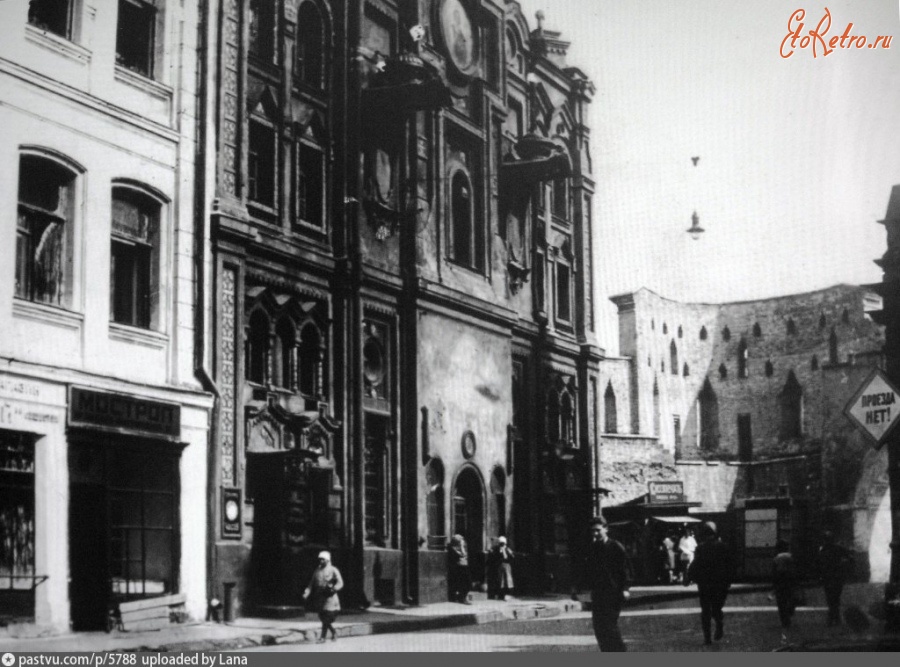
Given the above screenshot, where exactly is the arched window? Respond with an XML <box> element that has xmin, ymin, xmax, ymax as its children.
<box><xmin>787</xmin><ymin>318</ymin><xmax>797</xmax><ymax>335</ymax></box>
<box><xmin>670</xmin><ymin>340</ymin><xmax>678</xmax><ymax>375</ymax></box>
<box><xmin>678</xmin><ymin>325</ymin><xmax>683</xmax><ymax>339</ymax></box>
<box><xmin>248</xmin><ymin>0</ymin><xmax>276</xmax><ymax>62</ymax></box>
<box><xmin>275</xmin><ymin>318</ymin><xmax>296</xmax><ymax>389</ymax></box>
<box><xmin>699</xmin><ymin>378</ymin><xmax>719</xmax><ymax>450</ymax></box>
<box><xmin>765</xmin><ymin>360</ymin><xmax>774</xmax><ymax>377</ymax></box>
<box><xmin>425</xmin><ymin>459</ymin><xmax>445</xmax><ymax>548</ymax></box>
<box><xmin>662</xmin><ymin>322</ymin><xmax>668</xmax><ymax>335</ymax></box>
<box><xmin>604</xmin><ymin>382</ymin><xmax>617</xmax><ymax>434</ymax></box>
<box><xmin>780</xmin><ymin>371</ymin><xmax>803</xmax><ymax>439</ymax></box>
<box><xmin>299</xmin><ymin>323</ymin><xmax>321</xmax><ymax>397</ymax></box>
<box><xmin>451</xmin><ymin>170</ymin><xmax>474</xmax><ymax>268</ymax></box>
<box><xmin>829</xmin><ymin>328</ymin><xmax>839</xmax><ymax>364</ymax></box>
<box><xmin>819</xmin><ymin>314</ymin><xmax>827</xmax><ymax>329</ymax></box>
<box><xmin>547</xmin><ymin>389</ymin><xmax>560</xmax><ymax>443</ymax></box>
<box><xmin>560</xmin><ymin>388</ymin><xmax>575</xmax><ymax>444</ymax></box>
<box><xmin>296</xmin><ymin>2</ymin><xmax>325</xmax><ymax>88</ymax></box>
<box><xmin>722</xmin><ymin>326</ymin><xmax>731</xmax><ymax>342</ymax></box>
<box><xmin>683</xmin><ymin>363</ymin><xmax>690</xmax><ymax>377</ymax></box>
<box><xmin>738</xmin><ymin>338</ymin><xmax>749</xmax><ymax>378</ymax></box>
<box><xmin>700</xmin><ymin>326</ymin><xmax>708</xmax><ymax>341</ymax></box>
<box><xmin>718</xmin><ymin>363</ymin><xmax>728</xmax><ymax>380</ymax></box>
<box><xmin>110</xmin><ymin>185</ymin><xmax>161</xmax><ymax>329</ymax></box>
<box><xmin>652</xmin><ymin>379</ymin><xmax>660</xmax><ymax>436</ymax></box>
<box><xmin>16</xmin><ymin>152</ymin><xmax>78</xmax><ymax>307</ymax></box>
<box><xmin>247</xmin><ymin>310</ymin><xmax>270</xmax><ymax>384</ymax></box>
<box><xmin>753</xmin><ymin>322</ymin><xmax>762</xmax><ymax>337</ymax></box>
<box><xmin>505</xmin><ymin>26</ymin><xmax>525</xmax><ymax>73</ymax></box>
<box><xmin>811</xmin><ymin>355</ymin><xmax>819</xmax><ymax>371</ymax></box>
<box><xmin>842</xmin><ymin>308</ymin><xmax>850</xmax><ymax>324</ymax></box>
<box><xmin>490</xmin><ymin>468</ymin><xmax>506</xmax><ymax>537</ymax></box>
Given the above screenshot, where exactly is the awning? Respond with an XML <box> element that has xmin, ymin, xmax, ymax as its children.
<box><xmin>651</xmin><ymin>515</ymin><xmax>702</xmax><ymax>524</ymax></box>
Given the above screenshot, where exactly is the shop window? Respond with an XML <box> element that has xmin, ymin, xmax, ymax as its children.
<box><xmin>425</xmin><ymin>459</ymin><xmax>445</xmax><ymax>549</ymax></box>
<box><xmin>829</xmin><ymin>328</ymin><xmax>839</xmax><ymax>364</ymax></box>
<box><xmin>248</xmin><ymin>120</ymin><xmax>276</xmax><ymax>209</ymax></box>
<box><xmin>110</xmin><ymin>186</ymin><xmax>160</xmax><ymax>329</ymax></box>
<box><xmin>555</xmin><ymin>262</ymin><xmax>571</xmax><ymax>323</ymax></box>
<box><xmin>604</xmin><ymin>382</ymin><xmax>617</xmax><ymax>434</ymax></box>
<box><xmin>364</xmin><ymin>414</ymin><xmax>390</xmax><ymax>546</ymax></box>
<box><xmin>698</xmin><ymin>379</ymin><xmax>719</xmax><ymax>450</ymax></box>
<box><xmin>274</xmin><ymin>318</ymin><xmax>295</xmax><ymax>390</ymax></box>
<box><xmin>295</xmin><ymin>1</ymin><xmax>324</xmax><ymax>88</ymax></box>
<box><xmin>116</xmin><ymin>0</ymin><xmax>157</xmax><ymax>78</ymax></box>
<box><xmin>299</xmin><ymin>323</ymin><xmax>321</xmax><ymax>398</ymax></box>
<box><xmin>28</xmin><ymin>0</ymin><xmax>72</xmax><ymax>38</ymax></box>
<box><xmin>246</xmin><ymin>310</ymin><xmax>270</xmax><ymax>384</ymax></box>
<box><xmin>297</xmin><ymin>140</ymin><xmax>324</xmax><ymax>227</ymax></box>
<box><xmin>779</xmin><ymin>371</ymin><xmax>803</xmax><ymax>439</ymax></box>
<box><xmin>0</xmin><ymin>432</ymin><xmax>36</xmax><ymax>609</ymax></box>
<box><xmin>738</xmin><ymin>338</ymin><xmax>749</xmax><ymax>378</ymax></box>
<box><xmin>16</xmin><ymin>154</ymin><xmax>78</xmax><ymax>308</ymax></box>
<box><xmin>248</xmin><ymin>0</ymin><xmax>276</xmax><ymax>63</ymax></box>
<box><xmin>670</xmin><ymin>340</ymin><xmax>678</xmax><ymax>375</ymax></box>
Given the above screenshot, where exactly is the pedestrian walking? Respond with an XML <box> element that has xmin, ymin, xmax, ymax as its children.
<box><xmin>447</xmin><ymin>534</ymin><xmax>472</xmax><ymax>604</ymax></box>
<box><xmin>688</xmin><ymin>521</ymin><xmax>732</xmax><ymax>645</ymax></box>
<box><xmin>818</xmin><ymin>530</ymin><xmax>853</xmax><ymax>626</ymax></box>
<box><xmin>572</xmin><ymin>516</ymin><xmax>630</xmax><ymax>652</ymax></box>
<box><xmin>302</xmin><ymin>550</ymin><xmax>344</xmax><ymax>643</ymax></box>
<box><xmin>662</xmin><ymin>534</ymin><xmax>677</xmax><ymax>584</ymax></box>
<box><xmin>679</xmin><ymin>528</ymin><xmax>697</xmax><ymax>585</ymax></box>
<box><xmin>486</xmin><ymin>536</ymin><xmax>515</xmax><ymax>600</ymax></box>
<box><xmin>772</xmin><ymin>540</ymin><xmax>798</xmax><ymax>631</ymax></box>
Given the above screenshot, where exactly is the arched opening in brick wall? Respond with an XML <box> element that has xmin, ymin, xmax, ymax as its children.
<box><xmin>699</xmin><ymin>378</ymin><xmax>719</xmax><ymax>451</ymax></box>
<box><xmin>779</xmin><ymin>371</ymin><xmax>803</xmax><ymax>440</ymax></box>
<box><xmin>604</xmin><ymin>382</ymin><xmax>617</xmax><ymax>434</ymax></box>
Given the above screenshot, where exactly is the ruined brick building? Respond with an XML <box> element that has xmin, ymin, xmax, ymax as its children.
<box><xmin>201</xmin><ymin>0</ymin><xmax>601</xmax><ymax>612</ymax></box>
<box><xmin>599</xmin><ymin>284</ymin><xmax>889</xmax><ymax>582</ymax></box>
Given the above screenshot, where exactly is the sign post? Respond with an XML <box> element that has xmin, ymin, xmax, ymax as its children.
<box><xmin>844</xmin><ymin>369</ymin><xmax>900</xmax><ymax>449</ymax></box>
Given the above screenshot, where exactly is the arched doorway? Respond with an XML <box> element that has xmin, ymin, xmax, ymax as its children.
<box><xmin>453</xmin><ymin>466</ymin><xmax>484</xmax><ymax>555</ymax></box>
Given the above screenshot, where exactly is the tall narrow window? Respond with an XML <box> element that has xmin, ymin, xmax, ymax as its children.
<box><xmin>110</xmin><ymin>187</ymin><xmax>159</xmax><ymax>329</ymax></box>
<box><xmin>698</xmin><ymin>379</ymin><xmax>719</xmax><ymax>450</ymax></box>
<box><xmin>683</xmin><ymin>363</ymin><xmax>690</xmax><ymax>377</ymax></box>
<box><xmin>425</xmin><ymin>459</ymin><xmax>445</xmax><ymax>549</ymax></box>
<box><xmin>296</xmin><ymin>2</ymin><xmax>324</xmax><ymax>88</ymax></box>
<box><xmin>490</xmin><ymin>468</ymin><xmax>506</xmax><ymax>537</ymax></box>
<box><xmin>673</xmin><ymin>415</ymin><xmax>682</xmax><ymax>452</ymax></box>
<box><xmin>738</xmin><ymin>338</ymin><xmax>749</xmax><ymax>378</ymax></box>
<box><xmin>556</xmin><ymin>263</ymin><xmax>571</xmax><ymax>323</ymax></box>
<box><xmin>722</xmin><ymin>326</ymin><xmax>731</xmax><ymax>342</ymax></box>
<box><xmin>298</xmin><ymin>323</ymin><xmax>321</xmax><ymax>397</ymax></box>
<box><xmin>560</xmin><ymin>388</ymin><xmax>575</xmax><ymax>444</ymax></box>
<box><xmin>652</xmin><ymin>380</ymin><xmax>660</xmax><ymax>436</ymax></box>
<box><xmin>604</xmin><ymin>382</ymin><xmax>617</xmax><ymax>434</ymax></box>
<box><xmin>451</xmin><ymin>171</ymin><xmax>473</xmax><ymax>268</ymax></box>
<box><xmin>248</xmin><ymin>120</ymin><xmax>276</xmax><ymax>208</ymax></box>
<box><xmin>297</xmin><ymin>141</ymin><xmax>324</xmax><ymax>227</ymax></box>
<box><xmin>116</xmin><ymin>0</ymin><xmax>157</xmax><ymax>78</ymax></box>
<box><xmin>547</xmin><ymin>390</ymin><xmax>560</xmax><ymax>443</ymax></box>
<box><xmin>700</xmin><ymin>326</ymin><xmax>708</xmax><ymax>341</ymax></box>
<box><xmin>247</xmin><ymin>311</ymin><xmax>270</xmax><ymax>384</ymax></box>
<box><xmin>248</xmin><ymin>0</ymin><xmax>275</xmax><ymax>62</ymax></box>
<box><xmin>718</xmin><ymin>363</ymin><xmax>728</xmax><ymax>380</ymax></box>
<box><xmin>28</xmin><ymin>0</ymin><xmax>72</xmax><ymax>38</ymax></box>
<box><xmin>275</xmin><ymin>318</ymin><xmax>295</xmax><ymax>390</ymax></box>
<box><xmin>0</xmin><ymin>432</ymin><xmax>35</xmax><ymax>612</ymax></box>
<box><xmin>765</xmin><ymin>360</ymin><xmax>774</xmax><ymax>377</ymax></box>
<box><xmin>780</xmin><ymin>372</ymin><xmax>803</xmax><ymax>439</ymax></box>
<box><xmin>819</xmin><ymin>313</ymin><xmax>827</xmax><ymax>329</ymax></box>
<box><xmin>842</xmin><ymin>308</ymin><xmax>850</xmax><ymax>324</ymax></box>
<box><xmin>552</xmin><ymin>179</ymin><xmax>567</xmax><ymax>218</ymax></box>
<box><xmin>753</xmin><ymin>322</ymin><xmax>762</xmax><ymax>337</ymax></box>
<box><xmin>670</xmin><ymin>340</ymin><xmax>678</xmax><ymax>375</ymax></box>
<box><xmin>829</xmin><ymin>328</ymin><xmax>839</xmax><ymax>364</ymax></box>
<box><xmin>811</xmin><ymin>355</ymin><xmax>819</xmax><ymax>371</ymax></box>
<box><xmin>16</xmin><ymin>154</ymin><xmax>76</xmax><ymax>307</ymax></box>
<box><xmin>364</xmin><ymin>414</ymin><xmax>390</xmax><ymax>546</ymax></box>
<box><xmin>737</xmin><ymin>414</ymin><xmax>753</xmax><ymax>462</ymax></box>
<box><xmin>786</xmin><ymin>318</ymin><xmax>797</xmax><ymax>335</ymax></box>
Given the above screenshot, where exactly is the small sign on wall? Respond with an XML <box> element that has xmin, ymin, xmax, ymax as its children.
<box><xmin>222</xmin><ymin>487</ymin><xmax>242</xmax><ymax>538</ymax></box>
<box><xmin>648</xmin><ymin>480</ymin><xmax>685</xmax><ymax>504</ymax></box>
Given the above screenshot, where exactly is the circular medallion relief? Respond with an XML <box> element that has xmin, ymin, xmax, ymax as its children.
<box><xmin>224</xmin><ymin>498</ymin><xmax>240</xmax><ymax>522</ymax></box>
<box><xmin>440</xmin><ymin>0</ymin><xmax>477</xmax><ymax>76</ymax></box>
<box><xmin>461</xmin><ymin>430</ymin><xmax>477</xmax><ymax>459</ymax></box>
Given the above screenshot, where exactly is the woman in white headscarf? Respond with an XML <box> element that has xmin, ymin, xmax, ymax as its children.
<box><xmin>303</xmin><ymin>551</ymin><xmax>344</xmax><ymax>642</ymax></box>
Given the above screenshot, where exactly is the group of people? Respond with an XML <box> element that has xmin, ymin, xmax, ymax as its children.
<box><xmin>447</xmin><ymin>533</ymin><xmax>517</xmax><ymax>604</ymax></box>
<box><xmin>661</xmin><ymin>527</ymin><xmax>697</xmax><ymax>585</ymax></box>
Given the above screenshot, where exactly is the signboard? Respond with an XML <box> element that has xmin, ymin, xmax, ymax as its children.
<box><xmin>222</xmin><ymin>487</ymin><xmax>242</xmax><ymax>538</ymax></box>
<box><xmin>845</xmin><ymin>369</ymin><xmax>900</xmax><ymax>449</ymax></box>
<box><xmin>648</xmin><ymin>480</ymin><xmax>685</xmax><ymax>504</ymax></box>
<box><xmin>69</xmin><ymin>387</ymin><xmax>180</xmax><ymax>438</ymax></box>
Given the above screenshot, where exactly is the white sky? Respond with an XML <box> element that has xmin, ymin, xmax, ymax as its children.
<box><xmin>515</xmin><ymin>0</ymin><xmax>900</xmax><ymax>354</ymax></box>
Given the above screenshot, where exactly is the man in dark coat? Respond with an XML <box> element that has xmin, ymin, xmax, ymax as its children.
<box><xmin>573</xmin><ymin>516</ymin><xmax>630</xmax><ymax>652</ymax></box>
<box><xmin>818</xmin><ymin>530</ymin><xmax>853</xmax><ymax>626</ymax></box>
<box><xmin>689</xmin><ymin>521</ymin><xmax>732</xmax><ymax>645</ymax></box>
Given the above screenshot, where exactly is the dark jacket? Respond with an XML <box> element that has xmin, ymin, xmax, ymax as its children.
<box><xmin>583</xmin><ymin>538</ymin><xmax>629</xmax><ymax>600</ymax></box>
<box><xmin>818</xmin><ymin>542</ymin><xmax>853</xmax><ymax>584</ymax></box>
<box><xmin>689</xmin><ymin>538</ymin><xmax>732</xmax><ymax>590</ymax></box>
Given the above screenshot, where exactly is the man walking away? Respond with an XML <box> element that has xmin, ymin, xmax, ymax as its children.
<box><xmin>573</xmin><ymin>516</ymin><xmax>630</xmax><ymax>652</ymax></box>
<box><xmin>689</xmin><ymin>521</ymin><xmax>732</xmax><ymax>645</ymax></box>
<box><xmin>818</xmin><ymin>530</ymin><xmax>853</xmax><ymax>626</ymax></box>
<box><xmin>772</xmin><ymin>540</ymin><xmax>797</xmax><ymax>632</ymax></box>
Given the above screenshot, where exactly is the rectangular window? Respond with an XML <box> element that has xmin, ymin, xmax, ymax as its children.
<box><xmin>553</xmin><ymin>179</ymin><xmax>568</xmax><ymax>219</ymax></box>
<box><xmin>744</xmin><ymin>508</ymin><xmax>777</xmax><ymax>548</ymax></box>
<box><xmin>0</xmin><ymin>432</ymin><xmax>36</xmax><ymax>611</ymax></box>
<box><xmin>556</xmin><ymin>263</ymin><xmax>571</xmax><ymax>322</ymax></box>
<box><xmin>364</xmin><ymin>414</ymin><xmax>390</xmax><ymax>546</ymax></box>
<box><xmin>248</xmin><ymin>0</ymin><xmax>275</xmax><ymax>62</ymax></box>
<box><xmin>738</xmin><ymin>413</ymin><xmax>753</xmax><ymax>462</ymax></box>
<box><xmin>116</xmin><ymin>0</ymin><xmax>156</xmax><ymax>78</ymax></box>
<box><xmin>28</xmin><ymin>0</ymin><xmax>72</xmax><ymax>39</ymax></box>
<box><xmin>110</xmin><ymin>189</ymin><xmax>157</xmax><ymax>329</ymax></box>
<box><xmin>673</xmin><ymin>415</ymin><xmax>682</xmax><ymax>451</ymax></box>
<box><xmin>248</xmin><ymin>121</ymin><xmax>276</xmax><ymax>209</ymax></box>
<box><xmin>297</xmin><ymin>142</ymin><xmax>324</xmax><ymax>227</ymax></box>
<box><xmin>16</xmin><ymin>156</ymin><xmax>74</xmax><ymax>308</ymax></box>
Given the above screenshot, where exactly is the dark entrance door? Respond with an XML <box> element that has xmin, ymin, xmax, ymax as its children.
<box><xmin>453</xmin><ymin>467</ymin><xmax>484</xmax><ymax>586</ymax></box>
<box><xmin>68</xmin><ymin>438</ymin><xmax>180</xmax><ymax>631</ymax></box>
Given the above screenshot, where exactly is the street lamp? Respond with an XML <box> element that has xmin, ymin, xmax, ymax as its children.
<box><xmin>686</xmin><ymin>211</ymin><xmax>704</xmax><ymax>240</ymax></box>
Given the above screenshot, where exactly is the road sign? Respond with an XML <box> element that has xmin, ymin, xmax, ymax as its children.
<box><xmin>845</xmin><ymin>369</ymin><xmax>900</xmax><ymax>448</ymax></box>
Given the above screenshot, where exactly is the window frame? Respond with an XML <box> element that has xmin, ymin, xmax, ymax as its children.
<box><xmin>115</xmin><ymin>0</ymin><xmax>161</xmax><ymax>80</ymax></box>
<box><xmin>295</xmin><ymin>1</ymin><xmax>326</xmax><ymax>90</ymax></box>
<box><xmin>27</xmin><ymin>0</ymin><xmax>74</xmax><ymax>40</ymax></box>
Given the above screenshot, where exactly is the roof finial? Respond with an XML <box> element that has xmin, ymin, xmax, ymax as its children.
<box><xmin>535</xmin><ymin>10</ymin><xmax>545</xmax><ymax>30</ymax></box>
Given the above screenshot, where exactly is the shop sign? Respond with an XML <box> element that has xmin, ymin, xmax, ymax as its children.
<box><xmin>69</xmin><ymin>387</ymin><xmax>180</xmax><ymax>438</ymax></box>
<box><xmin>845</xmin><ymin>369</ymin><xmax>900</xmax><ymax>449</ymax></box>
<box><xmin>648</xmin><ymin>480</ymin><xmax>685</xmax><ymax>504</ymax></box>
<box><xmin>0</xmin><ymin>401</ymin><xmax>61</xmax><ymax>430</ymax></box>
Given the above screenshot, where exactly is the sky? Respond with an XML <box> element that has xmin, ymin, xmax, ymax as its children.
<box><xmin>515</xmin><ymin>0</ymin><xmax>900</xmax><ymax>354</ymax></box>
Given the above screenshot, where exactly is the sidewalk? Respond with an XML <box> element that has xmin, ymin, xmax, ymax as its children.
<box><xmin>0</xmin><ymin>582</ymin><xmax>889</xmax><ymax>653</ymax></box>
